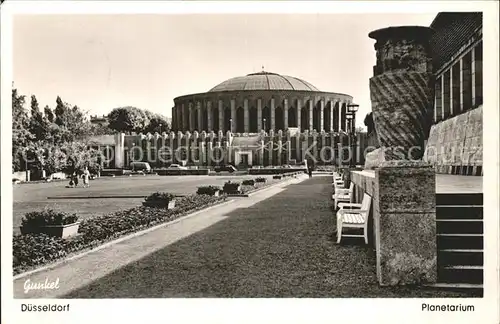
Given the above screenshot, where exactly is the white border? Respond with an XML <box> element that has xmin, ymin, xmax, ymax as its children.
<box><xmin>1</xmin><ymin>1</ymin><xmax>499</xmax><ymax>324</ymax></box>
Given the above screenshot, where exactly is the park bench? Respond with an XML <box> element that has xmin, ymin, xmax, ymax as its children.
<box><xmin>336</xmin><ymin>193</ymin><xmax>372</xmax><ymax>244</ymax></box>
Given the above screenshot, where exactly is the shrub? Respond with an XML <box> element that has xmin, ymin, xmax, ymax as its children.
<box><xmin>13</xmin><ymin>194</ymin><xmax>226</xmax><ymax>274</ymax></box>
<box><xmin>21</xmin><ymin>209</ymin><xmax>79</xmax><ymax>228</ymax></box>
<box><xmin>273</xmin><ymin>175</ymin><xmax>282</xmax><ymax>180</ymax></box>
<box><xmin>255</xmin><ymin>177</ymin><xmax>267</xmax><ymax>183</ymax></box>
<box><xmin>196</xmin><ymin>185</ymin><xmax>221</xmax><ymax>196</ymax></box>
<box><xmin>144</xmin><ymin>192</ymin><xmax>176</xmax><ymax>202</ymax></box>
<box><xmin>242</xmin><ymin>179</ymin><xmax>255</xmax><ymax>186</ymax></box>
<box><xmin>223</xmin><ymin>181</ymin><xmax>241</xmax><ymax>194</ymax></box>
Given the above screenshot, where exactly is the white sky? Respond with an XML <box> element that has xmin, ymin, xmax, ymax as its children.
<box><xmin>13</xmin><ymin>13</ymin><xmax>437</xmax><ymax>127</ymax></box>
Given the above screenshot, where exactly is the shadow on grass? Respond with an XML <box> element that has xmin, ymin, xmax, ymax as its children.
<box><xmin>61</xmin><ymin>177</ymin><xmax>478</xmax><ymax>298</ymax></box>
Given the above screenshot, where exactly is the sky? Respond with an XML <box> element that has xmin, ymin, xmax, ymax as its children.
<box><xmin>13</xmin><ymin>13</ymin><xmax>438</xmax><ymax>128</ymax></box>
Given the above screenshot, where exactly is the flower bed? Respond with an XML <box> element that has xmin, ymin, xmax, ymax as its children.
<box><xmin>196</xmin><ymin>185</ymin><xmax>222</xmax><ymax>196</ymax></box>
<box><xmin>20</xmin><ymin>209</ymin><xmax>80</xmax><ymax>238</ymax></box>
<box><xmin>142</xmin><ymin>192</ymin><xmax>177</xmax><ymax>209</ymax></box>
<box><xmin>13</xmin><ymin>194</ymin><xmax>227</xmax><ymax>275</ymax></box>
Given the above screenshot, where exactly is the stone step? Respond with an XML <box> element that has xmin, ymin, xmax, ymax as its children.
<box><xmin>438</xmin><ymin>266</ymin><xmax>483</xmax><ymax>284</ymax></box>
<box><xmin>437</xmin><ymin>234</ymin><xmax>483</xmax><ymax>250</ymax></box>
<box><xmin>436</xmin><ymin>219</ymin><xmax>483</xmax><ymax>234</ymax></box>
<box><xmin>425</xmin><ymin>283</ymin><xmax>483</xmax><ymax>295</ymax></box>
<box><xmin>438</xmin><ymin>249</ymin><xmax>484</xmax><ymax>266</ymax></box>
<box><xmin>436</xmin><ymin>206</ymin><xmax>483</xmax><ymax>219</ymax></box>
<box><xmin>436</xmin><ymin>193</ymin><xmax>483</xmax><ymax>206</ymax></box>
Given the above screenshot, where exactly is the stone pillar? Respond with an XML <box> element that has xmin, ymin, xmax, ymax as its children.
<box><xmin>329</xmin><ymin>101</ymin><xmax>334</xmax><ymax>132</ymax></box>
<box><xmin>338</xmin><ymin>101</ymin><xmax>342</xmax><ymax>132</ymax></box>
<box><xmin>257</xmin><ymin>99</ymin><xmax>263</xmax><ymax>131</ymax></box>
<box><xmin>374</xmin><ymin>162</ymin><xmax>437</xmax><ymax>285</ymax></box>
<box><xmin>440</xmin><ymin>77</ymin><xmax>445</xmax><ymax>119</ymax></box>
<box><xmin>296</xmin><ymin>99</ymin><xmax>302</xmax><ymax>131</ymax></box>
<box><xmin>188</xmin><ymin>103</ymin><xmax>194</xmax><ymax>132</ymax></box>
<box><xmin>197</xmin><ymin>101</ymin><xmax>202</xmax><ymax>131</ymax></box>
<box><xmin>244</xmin><ymin>99</ymin><xmax>249</xmax><ymax>133</ymax></box>
<box><xmin>218</xmin><ymin>100</ymin><xmax>224</xmax><ymax>133</ymax></box>
<box><xmin>277</xmin><ymin>139</ymin><xmax>282</xmax><ymax>165</ymax></box>
<box><xmin>207</xmin><ymin>101</ymin><xmax>213</xmax><ymax>132</ymax></box>
<box><xmin>308</xmin><ymin>100</ymin><xmax>313</xmax><ymax>131</ymax></box>
<box><xmin>182</xmin><ymin>104</ymin><xmax>188</xmax><ymax>131</ymax></box>
<box><xmin>270</xmin><ymin>98</ymin><xmax>276</xmax><ymax>131</ymax></box>
<box><xmin>268</xmin><ymin>141</ymin><xmax>274</xmax><ymax>165</ymax></box>
<box><xmin>369</xmin><ymin>26</ymin><xmax>435</xmax><ymax>160</ymax></box>
<box><xmin>471</xmin><ymin>47</ymin><xmax>476</xmax><ymax>107</ymax></box>
<box><xmin>319</xmin><ymin>100</ymin><xmax>325</xmax><ymax>132</ymax></box>
<box><xmin>284</xmin><ymin>98</ymin><xmax>289</xmax><ymax>130</ymax></box>
<box><xmin>230</xmin><ymin>99</ymin><xmax>236</xmax><ymax>133</ymax></box>
<box><xmin>369</xmin><ymin>26</ymin><xmax>437</xmax><ymax>286</ymax></box>
<box><xmin>259</xmin><ymin>140</ymin><xmax>264</xmax><ymax>165</ymax></box>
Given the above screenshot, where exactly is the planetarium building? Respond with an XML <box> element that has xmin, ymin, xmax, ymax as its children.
<box><xmin>172</xmin><ymin>71</ymin><xmax>353</xmax><ymax>133</ymax></box>
<box><xmin>89</xmin><ymin>71</ymin><xmax>365</xmax><ymax>169</ymax></box>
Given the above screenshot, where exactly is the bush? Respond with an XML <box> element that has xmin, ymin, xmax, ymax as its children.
<box><xmin>196</xmin><ymin>185</ymin><xmax>221</xmax><ymax>196</ymax></box>
<box><xmin>223</xmin><ymin>181</ymin><xmax>241</xmax><ymax>194</ymax></box>
<box><xmin>21</xmin><ymin>209</ymin><xmax>78</xmax><ymax>228</ymax></box>
<box><xmin>13</xmin><ymin>194</ymin><xmax>226</xmax><ymax>274</ymax></box>
<box><xmin>144</xmin><ymin>192</ymin><xmax>176</xmax><ymax>202</ymax></box>
<box><xmin>255</xmin><ymin>177</ymin><xmax>267</xmax><ymax>183</ymax></box>
<box><xmin>242</xmin><ymin>179</ymin><xmax>255</xmax><ymax>186</ymax></box>
<box><xmin>273</xmin><ymin>175</ymin><xmax>282</xmax><ymax>180</ymax></box>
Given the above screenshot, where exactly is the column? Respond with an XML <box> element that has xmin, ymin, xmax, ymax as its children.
<box><xmin>270</xmin><ymin>98</ymin><xmax>276</xmax><ymax>131</ymax></box>
<box><xmin>319</xmin><ymin>100</ymin><xmax>325</xmax><ymax>132</ymax></box>
<box><xmin>441</xmin><ymin>76</ymin><xmax>445</xmax><ymax>119</ymax></box>
<box><xmin>459</xmin><ymin>58</ymin><xmax>464</xmax><ymax>113</ymax></box>
<box><xmin>188</xmin><ymin>102</ymin><xmax>194</xmax><ymax>131</ymax></box>
<box><xmin>471</xmin><ymin>45</ymin><xmax>476</xmax><ymax>107</ymax></box>
<box><xmin>257</xmin><ymin>99</ymin><xmax>262</xmax><ymax>131</ymax></box>
<box><xmin>450</xmin><ymin>67</ymin><xmax>454</xmax><ymax>116</ymax></box>
<box><xmin>338</xmin><ymin>101</ymin><xmax>343</xmax><ymax>132</ymax></box>
<box><xmin>197</xmin><ymin>101</ymin><xmax>202</xmax><ymax>131</ymax></box>
<box><xmin>218</xmin><ymin>100</ymin><xmax>224</xmax><ymax>132</ymax></box>
<box><xmin>182</xmin><ymin>104</ymin><xmax>187</xmax><ymax>130</ymax></box>
<box><xmin>308</xmin><ymin>99</ymin><xmax>313</xmax><ymax>131</ymax></box>
<box><xmin>297</xmin><ymin>99</ymin><xmax>301</xmax><ymax>131</ymax></box>
<box><xmin>283</xmin><ymin>98</ymin><xmax>289</xmax><ymax>130</ymax></box>
<box><xmin>461</xmin><ymin>51</ymin><xmax>473</xmax><ymax>112</ymax></box>
<box><xmin>230</xmin><ymin>99</ymin><xmax>236</xmax><ymax>132</ymax></box>
<box><xmin>207</xmin><ymin>101</ymin><xmax>213</xmax><ymax>132</ymax></box>
<box><xmin>244</xmin><ymin>99</ymin><xmax>249</xmax><ymax>133</ymax></box>
<box><xmin>329</xmin><ymin>101</ymin><xmax>334</xmax><ymax>132</ymax></box>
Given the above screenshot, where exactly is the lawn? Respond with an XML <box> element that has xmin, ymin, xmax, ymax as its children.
<box><xmin>12</xmin><ymin>174</ymin><xmax>274</xmax><ymax>234</ymax></box>
<box><xmin>63</xmin><ymin>176</ymin><xmax>477</xmax><ymax>298</ymax></box>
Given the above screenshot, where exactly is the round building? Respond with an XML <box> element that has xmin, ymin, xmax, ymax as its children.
<box><xmin>172</xmin><ymin>71</ymin><xmax>353</xmax><ymax>134</ymax></box>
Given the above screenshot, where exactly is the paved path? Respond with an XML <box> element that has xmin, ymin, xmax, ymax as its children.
<box><xmin>15</xmin><ymin>175</ymin><xmax>474</xmax><ymax>298</ymax></box>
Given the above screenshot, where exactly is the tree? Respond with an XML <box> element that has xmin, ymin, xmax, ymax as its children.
<box><xmin>29</xmin><ymin>95</ymin><xmax>51</xmax><ymax>142</ymax></box>
<box><xmin>54</xmin><ymin>96</ymin><xmax>66</xmax><ymax>126</ymax></box>
<box><xmin>145</xmin><ymin>115</ymin><xmax>170</xmax><ymax>134</ymax></box>
<box><xmin>44</xmin><ymin>105</ymin><xmax>54</xmax><ymax>123</ymax></box>
<box><xmin>107</xmin><ymin>106</ymin><xmax>149</xmax><ymax>134</ymax></box>
<box><xmin>12</xmin><ymin>89</ymin><xmax>33</xmax><ymax>171</ymax></box>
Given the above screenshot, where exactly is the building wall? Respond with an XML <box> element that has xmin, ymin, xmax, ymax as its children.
<box><xmin>424</xmin><ymin>105</ymin><xmax>482</xmax><ymax>175</ymax></box>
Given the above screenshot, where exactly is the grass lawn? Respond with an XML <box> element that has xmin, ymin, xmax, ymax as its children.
<box><xmin>12</xmin><ymin>174</ymin><xmax>274</xmax><ymax>234</ymax></box>
<box><xmin>63</xmin><ymin>176</ymin><xmax>477</xmax><ymax>298</ymax></box>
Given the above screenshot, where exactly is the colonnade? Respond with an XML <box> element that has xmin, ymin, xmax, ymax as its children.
<box><xmin>172</xmin><ymin>96</ymin><xmax>353</xmax><ymax>134</ymax></box>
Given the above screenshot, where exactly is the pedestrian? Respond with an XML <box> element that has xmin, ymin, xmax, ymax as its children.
<box><xmin>82</xmin><ymin>167</ymin><xmax>91</xmax><ymax>188</ymax></box>
<box><xmin>308</xmin><ymin>167</ymin><xmax>313</xmax><ymax>178</ymax></box>
<box><xmin>73</xmin><ymin>171</ymin><xmax>79</xmax><ymax>187</ymax></box>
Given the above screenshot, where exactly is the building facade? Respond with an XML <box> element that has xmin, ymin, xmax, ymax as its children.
<box><xmin>172</xmin><ymin>71</ymin><xmax>353</xmax><ymax>134</ymax></box>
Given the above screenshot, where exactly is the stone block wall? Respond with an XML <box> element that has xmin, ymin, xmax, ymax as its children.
<box><xmin>424</xmin><ymin>106</ymin><xmax>482</xmax><ymax>175</ymax></box>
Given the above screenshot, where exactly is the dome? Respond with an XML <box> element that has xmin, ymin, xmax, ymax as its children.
<box><xmin>209</xmin><ymin>71</ymin><xmax>320</xmax><ymax>92</ymax></box>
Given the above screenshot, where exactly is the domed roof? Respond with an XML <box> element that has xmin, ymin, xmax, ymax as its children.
<box><xmin>209</xmin><ymin>71</ymin><xmax>320</xmax><ymax>92</ymax></box>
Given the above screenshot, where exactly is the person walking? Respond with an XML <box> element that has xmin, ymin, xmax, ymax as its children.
<box><xmin>82</xmin><ymin>167</ymin><xmax>91</xmax><ymax>188</ymax></box>
<box><xmin>308</xmin><ymin>167</ymin><xmax>313</xmax><ymax>178</ymax></box>
<box><xmin>73</xmin><ymin>171</ymin><xmax>79</xmax><ymax>188</ymax></box>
